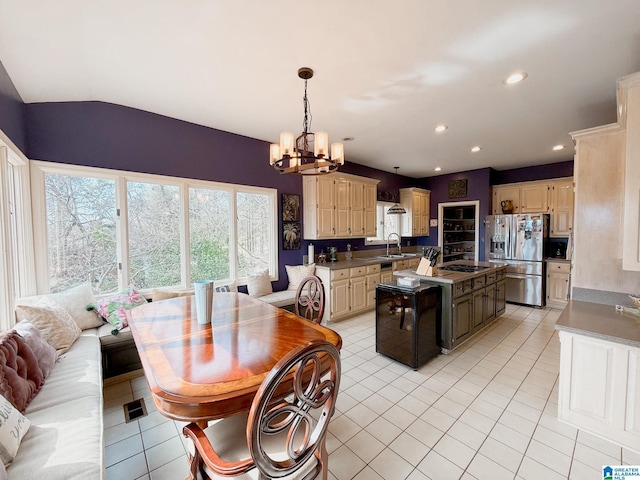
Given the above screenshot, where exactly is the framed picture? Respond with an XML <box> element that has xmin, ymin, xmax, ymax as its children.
<box><xmin>282</xmin><ymin>193</ymin><xmax>300</xmax><ymax>221</ymax></box>
<box><xmin>448</xmin><ymin>179</ymin><xmax>468</xmax><ymax>199</ymax></box>
<box><xmin>282</xmin><ymin>222</ymin><xmax>301</xmax><ymax>250</ymax></box>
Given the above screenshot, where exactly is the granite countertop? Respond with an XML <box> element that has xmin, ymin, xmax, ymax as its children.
<box><xmin>394</xmin><ymin>261</ymin><xmax>507</xmax><ymax>285</ymax></box>
<box><xmin>555</xmin><ymin>300</ymin><xmax>640</xmax><ymax>348</ymax></box>
<box><xmin>314</xmin><ymin>254</ymin><xmax>420</xmax><ymax>270</ymax></box>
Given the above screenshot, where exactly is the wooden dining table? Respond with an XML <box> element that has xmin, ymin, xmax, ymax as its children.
<box><xmin>127</xmin><ymin>292</ymin><xmax>342</xmax><ymax>424</ymax></box>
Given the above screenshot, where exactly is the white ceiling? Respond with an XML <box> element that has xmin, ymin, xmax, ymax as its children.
<box><xmin>1</xmin><ymin>0</ymin><xmax>639</xmax><ymax>178</ymax></box>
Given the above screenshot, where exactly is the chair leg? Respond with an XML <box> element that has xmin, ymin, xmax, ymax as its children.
<box><xmin>315</xmin><ymin>441</ymin><xmax>329</xmax><ymax>480</ymax></box>
<box><xmin>187</xmin><ymin>447</ymin><xmax>205</xmax><ymax>480</ymax></box>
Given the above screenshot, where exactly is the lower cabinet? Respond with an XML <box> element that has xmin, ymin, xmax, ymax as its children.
<box><xmin>496</xmin><ymin>279</ymin><xmax>506</xmax><ymax>317</ymax></box>
<box><xmin>317</xmin><ymin>264</ymin><xmax>378</xmax><ymax>323</ymax></box>
<box><xmin>547</xmin><ymin>260</ymin><xmax>571</xmax><ymax>308</ymax></box>
<box><xmin>452</xmin><ymin>293</ymin><xmax>472</xmax><ymax>344</ymax></box>
<box><xmin>558</xmin><ymin>331</ymin><xmax>640</xmax><ymax>452</ymax></box>
<box><xmin>366</xmin><ymin>265</ymin><xmax>381</xmax><ymax>310</ymax></box>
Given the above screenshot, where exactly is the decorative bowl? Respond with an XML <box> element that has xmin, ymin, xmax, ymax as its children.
<box><xmin>630</xmin><ymin>295</ymin><xmax>640</xmax><ymax>307</ymax></box>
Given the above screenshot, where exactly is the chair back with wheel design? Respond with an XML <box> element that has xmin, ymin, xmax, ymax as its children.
<box><xmin>183</xmin><ymin>339</ymin><xmax>341</xmax><ymax>480</ymax></box>
<box><xmin>294</xmin><ymin>276</ymin><xmax>325</xmax><ymax>324</ymax></box>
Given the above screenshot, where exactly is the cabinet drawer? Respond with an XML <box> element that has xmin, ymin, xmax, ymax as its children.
<box><xmin>472</xmin><ymin>275</ymin><xmax>486</xmax><ymax>289</ymax></box>
<box><xmin>366</xmin><ymin>264</ymin><xmax>381</xmax><ymax>274</ymax></box>
<box><xmin>548</xmin><ymin>261</ymin><xmax>571</xmax><ymax>274</ymax></box>
<box><xmin>486</xmin><ymin>272</ymin><xmax>497</xmax><ymax>283</ymax></box>
<box><xmin>496</xmin><ymin>269</ymin><xmax>506</xmax><ymax>280</ymax></box>
<box><xmin>366</xmin><ymin>273</ymin><xmax>381</xmax><ymax>290</ymax></box>
<box><xmin>350</xmin><ymin>266</ymin><xmax>367</xmax><ymax>277</ymax></box>
<box><xmin>454</xmin><ymin>280</ymin><xmax>472</xmax><ymax>297</ymax></box>
<box><xmin>331</xmin><ymin>269</ymin><xmax>349</xmax><ymax>280</ymax></box>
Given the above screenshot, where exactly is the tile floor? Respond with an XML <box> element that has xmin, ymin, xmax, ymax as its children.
<box><xmin>103</xmin><ymin>304</ymin><xmax>640</xmax><ymax>479</ymax></box>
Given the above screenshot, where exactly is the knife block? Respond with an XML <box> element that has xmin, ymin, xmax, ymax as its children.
<box><xmin>416</xmin><ymin>258</ymin><xmax>437</xmax><ymax>276</ymax></box>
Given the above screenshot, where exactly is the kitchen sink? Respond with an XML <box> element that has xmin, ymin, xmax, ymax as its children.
<box><xmin>376</xmin><ymin>253</ymin><xmax>418</xmax><ymax>259</ymax></box>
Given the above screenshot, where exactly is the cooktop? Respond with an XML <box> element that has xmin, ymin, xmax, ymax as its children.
<box><xmin>439</xmin><ymin>264</ymin><xmax>490</xmax><ymax>273</ymax></box>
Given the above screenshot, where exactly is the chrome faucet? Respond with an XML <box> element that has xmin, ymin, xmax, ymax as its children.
<box><xmin>387</xmin><ymin>232</ymin><xmax>401</xmax><ymax>257</ymax></box>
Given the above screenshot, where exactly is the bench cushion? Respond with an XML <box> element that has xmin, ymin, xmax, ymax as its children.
<box><xmin>256</xmin><ymin>290</ymin><xmax>297</xmax><ymax>308</ymax></box>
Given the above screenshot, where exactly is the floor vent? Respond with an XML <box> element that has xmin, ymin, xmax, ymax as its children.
<box><xmin>123</xmin><ymin>398</ymin><xmax>148</xmax><ymax>423</ymax></box>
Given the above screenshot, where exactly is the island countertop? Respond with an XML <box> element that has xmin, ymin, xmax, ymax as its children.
<box><xmin>394</xmin><ymin>260</ymin><xmax>507</xmax><ymax>284</ymax></box>
<box><xmin>555</xmin><ymin>300</ymin><xmax>640</xmax><ymax>348</ymax></box>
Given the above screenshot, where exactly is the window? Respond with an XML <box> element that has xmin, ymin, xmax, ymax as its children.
<box><xmin>366</xmin><ymin>202</ymin><xmax>401</xmax><ymax>245</ymax></box>
<box><xmin>31</xmin><ymin>162</ymin><xmax>278</xmax><ymax>294</ymax></box>
<box><xmin>0</xmin><ymin>135</ymin><xmax>35</xmax><ymax>331</ymax></box>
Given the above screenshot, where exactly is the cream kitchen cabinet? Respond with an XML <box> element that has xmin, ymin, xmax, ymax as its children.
<box><xmin>492</xmin><ymin>185</ymin><xmax>521</xmax><ymax>214</ymax></box>
<box><xmin>399</xmin><ymin>187</ymin><xmax>431</xmax><ymax>237</ymax></box>
<box><xmin>303</xmin><ymin>174</ymin><xmax>379</xmax><ymax>239</ymax></box>
<box><xmin>550</xmin><ymin>179</ymin><xmax>574</xmax><ymax>237</ymax></box>
<box><xmin>546</xmin><ymin>260</ymin><xmax>570</xmax><ymax>308</ymax></box>
<box><xmin>365</xmin><ymin>264</ymin><xmax>381</xmax><ymax>310</ymax></box>
<box><xmin>558</xmin><ymin>330</ymin><xmax>640</xmax><ymax>453</ymax></box>
<box><xmin>520</xmin><ymin>182</ymin><xmax>549</xmax><ymax>213</ymax></box>
<box><xmin>316</xmin><ymin>264</ymin><xmax>371</xmax><ymax>323</ymax></box>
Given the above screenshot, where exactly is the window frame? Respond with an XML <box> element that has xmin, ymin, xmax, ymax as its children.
<box><xmin>30</xmin><ymin>161</ymin><xmax>278</xmax><ymax>294</ymax></box>
<box><xmin>366</xmin><ymin>201</ymin><xmax>402</xmax><ymax>245</ymax></box>
<box><xmin>0</xmin><ymin>131</ymin><xmax>35</xmax><ymax>331</ymax></box>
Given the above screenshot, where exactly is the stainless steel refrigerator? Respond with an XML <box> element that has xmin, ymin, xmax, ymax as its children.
<box><xmin>485</xmin><ymin>213</ymin><xmax>549</xmax><ymax>307</ymax></box>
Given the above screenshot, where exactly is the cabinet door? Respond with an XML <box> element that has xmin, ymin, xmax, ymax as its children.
<box><xmin>381</xmin><ymin>271</ymin><xmax>393</xmax><ymax>284</ymax></box>
<box><xmin>350</xmin><ymin>275</ymin><xmax>367</xmax><ymax>313</ymax></box>
<box><xmin>485</xmin><ymin>283</ymin><xmax>496</xmax><ymax>323</ymax></box>
<box><xmin>363</xmin><ymin>183</ymin><xmax>377</xmax><ymax>237</ymax></box>
<box><xmin>550</xmin><ymin>180</ymin><xmax>574</xmax><ymax>237</ymax></box>
<box><xmin>452</xmin><ymin>294</ymin><xmax>472</xmax><ymax>344</ymax></box>
<box><xmin>316</xmin><ymin>177</ymin><xmax>336</xmax><ymax>238</ymax></box>
<box><xmin>521</xmin><ymin>183</ymin><xmax>549</xmax><ymax>213</ymax></box>
<box><xmin>495</xmin><ymin>280</ymin><xmax>506</xmax><ymax>317</ymax></box>
<box><xmin>399</xmin><ymin>190</ymin><xmax>413</xmax><ymax>237</ymax></box>
<box><xmin>493</xmin><ymin>186</ymin><xmax>521</xmax><ymax>214</ymax></box>
<box><xmin>412</xmin><ymin>193</ymin><xmax>422</xmax><ymax>235</ymax></box>
<box><xmin>547</xmin><ymin>272</ymin><xmax>569</xmax><ymax>304</ymax></box>
<box><xmin>350</xmin><ymin>181</ymin><xmax>365</xmax><ymax>236</ymax></box>
<box><xmin>331</xmin><ymin>278</ymin><xmax>350</xmax><ymax>319</ymax></box>
<box><xmin>335</xmin><ymin>178</ymin><xmax>351</xmax><ymax>237</ymax></box>
<box><xmin>365</xmin><ymin>272</ymin><xmax>381</xmax><ymax>309</ymax></box>
<box><xmin>472</xmin><ymin>289</ymin><xmax>484</xmax><ymax>329</ymax></box>
<box><xmin>420</xmin><ymin>191</ymin><xmax>430</xmax><ymax>235</ymax></box>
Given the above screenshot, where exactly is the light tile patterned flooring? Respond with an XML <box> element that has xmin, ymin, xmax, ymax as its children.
<box><xmin>104</xmin><ymin>304</ymin><xmax>640</xmax><ymax>479</ymax></box>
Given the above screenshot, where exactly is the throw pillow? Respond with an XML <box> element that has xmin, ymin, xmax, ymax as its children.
<box><xmin>151</xmin><ymin>288</ymin><xmax>194</xmax><ymax>302</ymax></box>
<box><xmin>0</xmin><ymin>330</ymin><xmax>44</xmax><ymax>412</ymax></box>
<box><xmin>214</xmin><ymin>281</ymin><xmax>237</xmax><ymax>293</ymax></box>
<box><xmin>0</xmin><ymin>393</ymin><xmax>30</xmax><ymax>467</ymax></box>
<box><xmin>48</xmin><ymin>283</ymin><xmax>103</xmax><ymax>330</ymax></box>
<box><xmin>94</xmin><ymin>285</ymin><xmax>147</xmax><ymax>334</ymax></box>
<box><xmin>285</xmin><ymin>264</ymin><xmax>316</xmax><ymax>291</ymax></box>
<box><xmin>12</xmin><ymin>321</ymin><xmax>58</xmax><ymax>379</ymax></box>
<box><xmin>246</xmin><ymin>270</ymin><xmax>272</xmax><ymax>297</ymax></box>
<box><xmin>15</xmin><ymin>297</ymin><xmax>82</xmax><ymax>355</ymax></box>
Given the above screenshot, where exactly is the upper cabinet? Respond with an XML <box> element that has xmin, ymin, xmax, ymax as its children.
<box><xmin>399</xmin><ymin>187</ymin><xmax>431</xmax><ymax>237</ymax></box>
<box><xmin>550</xmin><ymin>179</ymin><xmax>574</xmax><ymax>237</ymax></box>
<box><xmin>493</xmin><ymin>178</ymin><xmax>573</xmax><ymax>238</ymax></box>
<box><xmin>303</xmin><ymin>173</ymin><xmax>379</xmax><ymax>240</ymax></box>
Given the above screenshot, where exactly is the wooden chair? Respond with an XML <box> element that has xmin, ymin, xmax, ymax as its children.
<box><xmin>183</xmin><ymin>339</ymin><xmax>341</xmax><ymax>480</ymax></box>
<box><xmin>294</xmin><ymin>276</ymin><xmax>325</xmax><ymax>324</ymax></box>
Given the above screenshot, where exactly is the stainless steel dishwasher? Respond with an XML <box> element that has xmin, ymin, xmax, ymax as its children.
<box><xmin>375</xmin><ymin>281</ymin><xmax>441</xmax><ymax>369</ymax></box>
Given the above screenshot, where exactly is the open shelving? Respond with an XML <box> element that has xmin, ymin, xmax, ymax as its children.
<box><xmin>438</xmin><ymin>202</ymin><xmax>479</xmax><ymax>262</ymax></box>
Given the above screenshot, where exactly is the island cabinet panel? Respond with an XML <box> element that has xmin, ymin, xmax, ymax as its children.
<box><xmin>495</xmin><ymin>279</ymin><xmax>506</xmax><ymax>317</ymax></box>
<box><xmin>484</xmin><ymin>283</ymin><xmax>497</xmax><ymax>323</ymax></box>
<box><xmin>303</xmin><ymin>174</ymin><xmax>379</xmax><ymax>239</ymax></box>
<box><xmin>452</xmin><ymin>294</ymin><xmax>472</xmax><ymax>343</ymax></box>
<box><xmin>558</xmin><ymin>331</ymin><xmax>640</xmax><ymax>451</ymax></box>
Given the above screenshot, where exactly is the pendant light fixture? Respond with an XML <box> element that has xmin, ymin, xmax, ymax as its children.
<box><xmin>270</xmin><ymin>67</ymin><xmax>344</xmax><ymax>175</ymax></box>
<box><xmin>387</xmin><ymin>167</ymin><xmax>407</xmax><ymax>215</ymax></box>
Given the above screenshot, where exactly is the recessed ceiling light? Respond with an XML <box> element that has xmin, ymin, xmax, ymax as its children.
<box><xmin>470</xmin><ymin>146</ymin><xmax>482</xmax><ymax>153</ymax></box>
<box><xmin>434</xmin><ymin>125</ymin><xmax>448</xmax><ymax>133</ymax></box>
<box><xmin>341</xmin><ymin>137</ymin><xmax>354</xmax><ymax>142</ymax></box>
<box><xmin>434</xmin><ymin>167</ymin><xmax>442</xmax><ymax>172</ymax></box>
<box><xmin>504</xmin><ymin>72</ymin><xmax>528</xmax><ymax>85</ymax></box>
<box><xmin>553</xmin><ymin>144</ymin><xmax>564</xmax><ymax>151</ymax></box>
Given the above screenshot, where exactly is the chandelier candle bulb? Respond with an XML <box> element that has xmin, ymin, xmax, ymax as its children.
<box><xmin>331</xmin><ymin>143</ymin><xmax>344</xmax><ymax>164</ymax></box>
<box><xmin>280</xmin><ymin>132</ymin><xmax>295</xmax><ymax>156</ymax></box>
<box><xmin>315</xmin><ymin>132</ymin><xmax>329</xmax><ymax>157</ymax></box>
<box><xmin>269</xmin><ymin>144</ymin><xmax>280</xmax><ymax>165</ymax></box>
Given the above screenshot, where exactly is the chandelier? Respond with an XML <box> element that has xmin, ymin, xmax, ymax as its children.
<box><xmin>270</xmin><ymin>68</ymin><xmax>344</xmax><ymax>175</ymax></box>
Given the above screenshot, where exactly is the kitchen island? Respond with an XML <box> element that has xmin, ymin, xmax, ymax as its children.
<box><xmin>394</xmin><ymin>260</ymin><xmax>507</xmax><ymax>352</ymax></box>
<box><xmin>555</xmin><ymin>300</ymin><xmax>640</xmax><ymax>453</ymax></box>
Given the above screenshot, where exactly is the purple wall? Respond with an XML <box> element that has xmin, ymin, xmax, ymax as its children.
<box><xmin>0</xmin><ymin>60</ymin><xmax>27</xmax><ymax>152</ymax></box>
<box><xmin>491</xmin><ymin>161</ymin><xmax>573</xmax><ymax>185</ymax></box>
<box><xmin>25</xmin><ymin>101</ymin><xmax>425</xmax><ymax>289</ymax></box>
